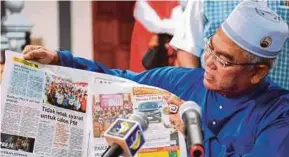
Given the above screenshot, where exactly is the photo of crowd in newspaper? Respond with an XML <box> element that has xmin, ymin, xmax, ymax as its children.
<box><xmin>92</xmin><ymin>93</ymin><xmax>133</xmax><ymax>138</ymax></box>
<box><xmin>43</xmin><ymin>73</ymin><xmax>88</xmax><ymax>113</ymax></box>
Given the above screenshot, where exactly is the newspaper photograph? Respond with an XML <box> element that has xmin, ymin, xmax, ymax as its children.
<box><xmin>1</xmin><ymin>51</ymin><xmax>89</xmax><ymax>157</ymax></box>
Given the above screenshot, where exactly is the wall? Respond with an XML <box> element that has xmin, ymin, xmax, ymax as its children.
<box><xmin>71</xmin><ymin>1</ymin><xmax>93</xmax><ymax>59</ymax></box>
<box><xmin>22</xmin><ymin>1</ymin><xmax>59</xmax><ymax>51</ymax></box>
<box><xmin>22</xmin><ymin>1</ymin><xmax>93</xmax><ymax>59</ymax></box>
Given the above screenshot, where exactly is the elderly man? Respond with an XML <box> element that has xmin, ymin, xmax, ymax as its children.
<box><xmin>22</xmin><ymin>1</ymin><xmax>288</xmax><ymax>157</ymax></box>
<box><xmin>171</xmin><ymin>0</ymin><xmax>289</xmax><ymax>90</ymax></box>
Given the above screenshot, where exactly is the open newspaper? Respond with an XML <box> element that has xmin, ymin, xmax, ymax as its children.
<box><xmin>1</xmin><ymin>51</ymin><xmax>186</xmax><ymax>157</ymax></box>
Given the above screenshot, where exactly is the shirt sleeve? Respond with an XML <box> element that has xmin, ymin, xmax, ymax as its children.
<box><xmin>169</xmin><ymin>0</ymin><xmax>204</xmax><ymax>57</ymax></box>
<box><xmin>58</xmin><ymin>50</ymin><xmax>176</xmax><ymax>92</ymax></box>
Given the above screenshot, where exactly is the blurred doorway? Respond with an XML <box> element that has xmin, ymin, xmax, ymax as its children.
<box><xmin>92</xmin><ymin>1</ymin><xmax>135</xmax><ymax>69</ymax></box>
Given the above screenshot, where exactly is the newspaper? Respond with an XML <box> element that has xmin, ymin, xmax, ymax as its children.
<box><xmin>1</xmin><ymin>51</ymin><xmax>90</xmax><ymax>157</ymax></box>
<box><xmin>1</xmin><ymin>51</ymin><xmax>185</xmax><ymax>157</ymax></box>
<box><xmin>90</xmin><ymin>79</ymin><xmax>181</xmax><ymax>157</ymax></box>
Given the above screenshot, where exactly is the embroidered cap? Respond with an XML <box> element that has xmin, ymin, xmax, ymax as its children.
<box><xmin>221</xmin><ymin>1</ymin><xmax>289</xmax><ymax>58</ymax></box>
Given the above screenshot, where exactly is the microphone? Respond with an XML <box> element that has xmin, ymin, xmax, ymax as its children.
<box><xmin>102</xmin><ymin>112</ymin><xmax>149</xmax><ymax>157</ymax></box>
<box><xmin>179</xmin><ymin>101</ymin><xmax>204</xmax><ymax>157</ymax></box>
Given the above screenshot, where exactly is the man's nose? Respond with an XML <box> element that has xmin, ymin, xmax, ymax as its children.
<box><xmin>205</xmin><ymin>53</ymin><xmax>217</xmax><ymax>70</ymax></box>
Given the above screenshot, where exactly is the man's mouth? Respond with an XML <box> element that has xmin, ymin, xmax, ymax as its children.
<box><xmin>204</xmin><ymin>71</ymin><xmax>214</xmax><ymax>82</ymax></box>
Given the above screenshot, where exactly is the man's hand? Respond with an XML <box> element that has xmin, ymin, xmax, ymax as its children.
<box><xmin>0</xmin><ymin>63</ymin><xmax>4</xmax><ymax>82</ymax></box>
<box><xmin>22</xmin><ymin>45</ymin><xmax>59</xmax><ymax>65</ymax></box>
<box><xmin>165</xmin><ymin>94</ymin><xmax>185</xmax><ymax>133</ymax></box>
<box><xmin>1</xmin><ymin>50</ymin><xmax>5</xmax><ymax>82</ymax></box>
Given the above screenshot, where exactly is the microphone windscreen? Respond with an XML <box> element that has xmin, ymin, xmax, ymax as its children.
<box><xmin>179</xmin><ymin>101</ymin><xmax>201</xmax><ymax>119</ymax></box>
<box><xmin>129</xmin><ymin>112</ymin><xmax>149</xmax><ymax>131</ymax></box>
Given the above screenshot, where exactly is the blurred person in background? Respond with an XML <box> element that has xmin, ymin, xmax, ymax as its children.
<box><xmin>142</xmin><ymin>33</ymin><xmax>175</xmax><ymax>70</ymax></box>
<box><xmin>130</xmin><ymin>0</ymin><xmax>186</xmax><ymax>72</ymax></box>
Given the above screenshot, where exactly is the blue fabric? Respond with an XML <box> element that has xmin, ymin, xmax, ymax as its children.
<box><xmin>221</xmin><ymin>22</ymin><xmax>281</xmax><ymax>58</ymax></box>
<box><xmin>58</xmin><ymin>50</ymin><xmax>289</xmax><ymax>157</ymax></box>
<box><xmin>267</xmin><ymin>1</ymin><xmax>289</xmax><ymax>90</ymax></box>
<box><xmin>201</xmin><ymin>0</ymin><xmax>289</xmax><ymax>90</ymax></box>
<box><xmin>203</xmin><ymin>0</ymin><xmax>240</xmax><ymax>39</ymax></box>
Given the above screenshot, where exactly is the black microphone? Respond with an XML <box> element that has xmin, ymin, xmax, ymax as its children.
<box><xmin>179</xmin><ymin>101</ymin><xmax>204</xmax><ymax>157</ymax></box>
<box><xmin>102</xmin><ymin>112</ymin><xmax>149</xmax><ymax>157</ymax></box>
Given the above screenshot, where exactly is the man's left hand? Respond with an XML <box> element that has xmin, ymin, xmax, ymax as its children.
<box><xmin>165</xmin><ymin>94</ymin><xmax>185</xmax><ymax>133</ymax></box>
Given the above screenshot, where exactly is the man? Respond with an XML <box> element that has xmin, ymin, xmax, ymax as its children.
<box><xmin>171</xmin><ymin>0</ymin><xmax>289</xmax><ymax>90</ymax></box>
<box><xmin>22</xmin><ymin>1</ymin><xmax>289</xmax><ymax>156</ymax></box>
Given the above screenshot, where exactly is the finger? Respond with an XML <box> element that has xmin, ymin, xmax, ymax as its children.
<box><xmin>169</xmin><ymin>115</ymin><xmax>184</xmax><ymax>132</ymax></box>
<box><xmin>171</xmin><ymin>117</ymin><xmax>184</xmax><ymax>131</ymax></box>
<box><xmin>167</xmin><ymin>94</ymin><xmax>184</xmax><ymax>106</ymax></box>
<box><xmin>169</xmin><ymin>115</ymin><xmax>177</xmax><ymax>126</ymax></box>
<box><xmin>22</xmin><ymin>45</ymin><xmax>33</xmax><ymax>54</ymax></box>
<box><xmin>22</xmin><ymin>45</ymin><xmax>42</xmax><ymax>54</ymax></box>
<box><xmin>23</xmin><ymin>49</ymin><xmax>46</xmax><ymax>60</ymax></box>
<box><xmin>162</xmin><ymin>94</ymin><xmax>171</xmax><ymax>100</ymax></box>
<box><xmin>169</xmin><ymin>114</ymin><xmax>182</xmax><ymax>125</ymax></box>
<box><xmin>162</xmin><ymin>106</ymin><xmax>170</xmax><ymax>115</ymax></box>
<box><xmin>176</xmin><ymin>124</ymin><xmax>184</xmax><ymax>133</ymax></box>
<box><xmin>0</xmin><ymin>63</ymin><xmax>4</xmax><ymax>82</ymax></box>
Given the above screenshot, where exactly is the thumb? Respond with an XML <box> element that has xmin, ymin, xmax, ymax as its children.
<box><xmin>167</xmin><ymin>94</ymin><xmax>184</xmax><ymax>106</ymax></box>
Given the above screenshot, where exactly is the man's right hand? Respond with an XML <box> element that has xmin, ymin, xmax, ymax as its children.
<box><xmin>22</xmin><ymin>45</ymin><xmax>59</xmax><ymax>65</ymax></box>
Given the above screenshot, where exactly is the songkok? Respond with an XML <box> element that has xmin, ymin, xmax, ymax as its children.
<box><xmin>221</xmin><ymin>1</ymin><xmax>289</xmax><ymax>58</ymax></box>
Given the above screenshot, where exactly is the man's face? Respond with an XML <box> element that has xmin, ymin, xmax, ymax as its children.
<box><xmin>203</xmin><ymin>29</ymin><xmax>257</xmax><ymax>96</ymax></box>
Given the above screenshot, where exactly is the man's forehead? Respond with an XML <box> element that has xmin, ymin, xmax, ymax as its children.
<box><xmin>212</xmin><ymin>29</ymin><xmax>246</xmax><ymax>60</ymax></box>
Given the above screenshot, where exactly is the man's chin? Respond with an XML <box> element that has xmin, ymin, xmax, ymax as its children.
<box><xmin>203</xmin><ymin>78</ymin><xmax>215</xmax><ymax>90</ymax></box>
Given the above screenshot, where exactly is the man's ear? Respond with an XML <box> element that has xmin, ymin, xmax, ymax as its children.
<box><xmin>251</xmin><ymin>65</ymin><xmax>269</xmax><ymax>84</ymax></box>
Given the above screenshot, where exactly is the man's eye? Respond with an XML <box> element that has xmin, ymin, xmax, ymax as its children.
<box><xmin>223</xmin><ymin>62</ymin><xmax>231</xmax><ymax>67</ymax></box>
<box><xmin>219</xmin><ymin>56</ymin><xmax>231</xmax><ymax>63</ymax></box>
<box><xmin>220</xmin><ymin>59</ymin><xmax>231</xmax><ymax>66</ymax></box>
<box><xmin>216</xmin><ymin>58</ymin><xmax>231</xmax><ymax>67</ymax></box>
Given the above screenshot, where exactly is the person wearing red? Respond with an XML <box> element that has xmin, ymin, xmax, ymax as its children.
<box><xmin>129</xmin><ymin>1</ymin><xmax>184</xmax><ymax>72</ymax></box>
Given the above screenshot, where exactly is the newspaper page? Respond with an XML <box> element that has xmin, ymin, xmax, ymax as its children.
<box><xmin>1</xmin><ymin>51</ymin><xmax>186</xmax><ymax>157</ymax></box>
<box><xmin>1</xmin><ymin>51</ymin><xmax>90</xmax><ymax>157</ymax></box>
<box><xmin>89</xmin><ymin>77</ymin><xmax>185</xmax><ymax>157</ymax></box>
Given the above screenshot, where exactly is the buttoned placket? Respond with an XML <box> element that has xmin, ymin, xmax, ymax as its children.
<box><xmin>219</xmin><ymin>105</ymin><xmax>223</xmax><ymax>110</ymax></box>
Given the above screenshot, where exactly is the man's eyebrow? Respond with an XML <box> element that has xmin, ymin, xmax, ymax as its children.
<box><xmin>210</xmin><ymin>37</ymin><xmax>235</xmax><ymax>61</ymax></box>
<box><xmin>216</xmin><ymin>51</ymin><xmax>234</xmax><ymax>61</ymax></box>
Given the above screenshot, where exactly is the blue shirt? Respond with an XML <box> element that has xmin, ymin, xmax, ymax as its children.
<box><xmin>58</xmin><ymin>51</ymin><xmax>289</xmax><ymax>157</ymax></box>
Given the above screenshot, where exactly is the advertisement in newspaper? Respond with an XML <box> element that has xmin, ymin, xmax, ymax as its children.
<box><xmin>1</xmin><ymin>51</ymin><xmax>89</xmax><ymax>157</ymax></box>
<box><xmin>90</xmin><ymin>77</ymin><xmax>181</xmax><ymax>157</ymax></box>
